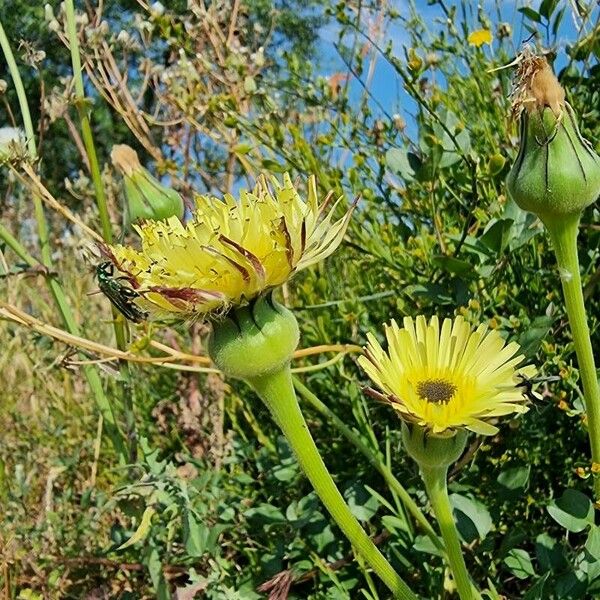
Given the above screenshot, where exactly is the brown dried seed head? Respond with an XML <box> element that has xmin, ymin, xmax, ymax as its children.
<box><xmin>110</xmin><ymin>144</ymin><xmax>141</xmax><ymax>176</ymax></box>
<box><xmin>511</xmin><ymin>50</ymin><xmax>565</xmax><ymax>117</ymax></box>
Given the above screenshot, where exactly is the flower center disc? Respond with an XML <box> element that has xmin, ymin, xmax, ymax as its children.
<box><xmin>416</xmin><ymin>379</ymin><xmax>457</xmax><ymax>404</ymax></box>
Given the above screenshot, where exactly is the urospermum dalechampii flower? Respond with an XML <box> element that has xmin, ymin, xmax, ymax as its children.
<box><xmin>106</xmin><ymin>173</ymin><xmax>353</xmax><ymax>320</ymax></box>
<box><xmin>359</xmin><ymin>315</ymin><xmax>533</xmax><ymax>437</ymax></box>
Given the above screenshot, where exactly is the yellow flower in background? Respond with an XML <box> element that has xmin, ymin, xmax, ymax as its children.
<box><xmin>107</xmin><ymin>174</ymin><xmax>353</xmax><ymax>319</ymax></box>
<box><xmin>359</xmin><ymin>316</ymin><xmax>533</xmax><ymax>436</ymax></box>
<box><xmin>467</xmin><ymin>29</ymin><xmax>493</xmax><ymax>47</ymax></box>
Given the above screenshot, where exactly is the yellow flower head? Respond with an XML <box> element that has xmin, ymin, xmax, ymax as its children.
<box><xmin>106</xmin><ymin>174</ymin><xmax>353</xmax><ymax>319</ymax></box>
<box><xmin>467</xmin><ymin>29</ymin><xmax>493</xmax><ymax>47</ymax></box>
<box><xmin>358</xmin><ymin>316</ymin><xmax>533</xmax><ymax>436</ymax></box>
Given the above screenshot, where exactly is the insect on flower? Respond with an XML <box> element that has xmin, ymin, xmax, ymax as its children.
<box><xmin>95</xmin><ymin>261</ymin><xmax>148</xmax><ymax>323</ymax></box>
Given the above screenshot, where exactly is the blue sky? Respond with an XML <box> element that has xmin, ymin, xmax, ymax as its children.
<box><xmin>315</xmin><ymin>0</ymin><xmax>597</xmax><ymax>130</ymax></box>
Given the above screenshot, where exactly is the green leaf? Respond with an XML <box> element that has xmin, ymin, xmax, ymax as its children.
<box><xmin>523</xmin><ymin>574</ymin><xmax>551</xmax><ymax>600</ymax></box>
<box><xmin>183</xmin><ymin>510</ymin><xmax>208</xmax><ymax>557</ymax></box>
<box><xmin>244</xmin><ymin>503</ymin><xmax>286</xmax><ymax>525</ymax></box>
<box><xmin>518</xmin><ymin>7</ymin><xmax>542</xmax><ymax>22</ymax></box>
<box><xmin>450</xmin><ymin>494</ymin><xmax>493</xmax><ymax>543</ymax></box>
<box><xmin>344</xmin><ymin>482</ymin><xmax>380</xmax><ymax>521</ymax></box>
<box><xmin>540</xmin><ymin>0</ymin><xmax>559</xmax><ymax>19</ymax></box>
<box><xmin>536</xmin><ymin>533</ymin><xmax>567</xmax><ymax>573</ymax></box>
<box><xmin>385</xmin><ymin>148</ymin><xmax>421</xmax><ymax>181</ymax></box>
<box><xmin>497</xmin><ymin>466</ymin><xmax>530</xmax><ymax>494</ymax></box>
<box><xmin>505</xmin><ymin>548</ymin><xmax>535</xmax><ymax>579</ymax></box>
<box><xmin>431</xmin><ymin>255</ymin><xmax>476</xmax><ymax>277</ymax></box>
<box><xmin>518</xmin><ymin>315</ymin><xmax>553</xmax><ymax>358</ymax></box>
<box><xmin>586</xmin><ymin>525</ymin><xmax>600</xmax><ymax>560</ymax></box>
<box><xmin>478</xmin><ymin>219</ymin><xmax>514</xmax><ymax>254</ymax></box>
<box><xmin>547</xmin><ymin>489</ymin><xmax>594</xmax><ymax>532</ymax></box>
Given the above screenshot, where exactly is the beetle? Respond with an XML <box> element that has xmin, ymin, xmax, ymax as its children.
<box><xmin>96</xmin><ymin>261</ymin><xmax>148</xmax><ymax>323</ymax></box>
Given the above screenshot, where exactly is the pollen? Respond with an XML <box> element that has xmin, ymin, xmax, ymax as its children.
<box><xmin>417</xmin><ymin>379</ymin><xmax>457</xmax><ymax>404</ymax></box>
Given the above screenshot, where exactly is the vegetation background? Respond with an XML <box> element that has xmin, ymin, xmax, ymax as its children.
<box><xmin>1</xmin><ymin>0</ymin><xmax>600</xmax><ymax>598</ymax></box>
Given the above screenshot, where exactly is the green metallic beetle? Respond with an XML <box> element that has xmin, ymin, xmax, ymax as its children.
<box><xmin>96</xmin><ymin>261</ymin><xmax>148</xmax><ymax>323</ymax></box>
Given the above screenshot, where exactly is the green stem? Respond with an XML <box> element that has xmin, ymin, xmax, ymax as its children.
<box><xmin>545</xmin><ymin>213</ymin><xmax>600</xmax><ymax>499</ymax></box>
<box><xmin>420</xmin><ymin>466</ymin><xmax>479</xmax><ymax>600</ymax></box>
<box><xmin>64</xmin><ymin>0</ymin><xmax>112</xmax><ymax>244</ymax></box>
<box><xmin>249</xmin><ymin>367</ymin><xmax>418</xmax><ymax>600</ymax></box>
<box><xmin>293</xmin><ymin>376</ymin><xmax>444</xmax><ymax>553</ymax></box>
<box><xmin>64</xmin><ymin>1</ymin><xmax>137</xmax><ymax>463</ymax></box>
<box><xmin>0</xmin><ymin>20</ymin><xmax>126</xmax><ymax>459</ymax></box>
<box><xmin>0</xmin><ymin>223</ymin><xmax>40</xmax><ymax>266</ymax></box>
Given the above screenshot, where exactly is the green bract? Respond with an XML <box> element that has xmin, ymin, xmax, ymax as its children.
<box><xmin>507</xmin><ymin>103</ymin><xmax>600</xmax><ymax>221</ymax></box>
<box><xmin>111</xmin><ymin>144</ymin><xmax>184</xmax><ymax>225</ymax></box>
<box><xmin>207</xmin><ymin>293</ymin><xmax>299</xmax><ymax>380</ymax></box>
<box><xmin>402</xmin><ymin>422</ymin><xmax>468</xmax><ymax>469</ymax></box>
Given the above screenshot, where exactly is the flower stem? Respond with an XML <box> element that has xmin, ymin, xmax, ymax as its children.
<box><xmin>293</xmin><ymin>376</ymin><xmax>444</xmax><ymax>553</ymax></box>
<box><xmin>0</xmin><ymin>19</ymin><xmax>126</xmax><ymax>459</ymax></box>
<box><xmin>420</xmin><ymin>466</ymin><xmax>479</xmax><ymax>600</ymax></box>
<box><xmin>64</xmin><ymin>0</ymin><xmax>137</xmax><ymax>463</ymax></box>
<box><xmin>64</xmin><ymin>0</ymin><xmax>113</xmax><ymax>244</ymax></box>
<box><xmin>249</xmin><ymin>368</ymin><xmax>418</xmax><ymax>600</ymax></box>
<box><xmin>545</xmin><ymin>213</ymin><xmax>600</xmax><ymax>499</ymax></box>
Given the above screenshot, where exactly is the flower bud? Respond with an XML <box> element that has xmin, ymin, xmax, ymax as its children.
<box><xmin>402</xmin><ymin>423</ymin><xmax>467</xmax><ymax>470</ymax></box>
<box><xmin>207</xmin><ymin>293</ymin><xmax>299</xmax><ymax>381</ymax></box>
<box><xmin>111</xmin><ymin>144</ymin><xmax>184</xmax><ymax>225</ymax></box>
<box><xmin>506</xmin><ymin>52</ymin><xmax>600</xmax><ymax>222</ymax></box>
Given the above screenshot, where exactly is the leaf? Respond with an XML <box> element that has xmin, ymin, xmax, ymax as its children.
<box><xmin>118</xmin><ymin>505</ymin><xmax>155</xmax><ymax>550</ymax></box>
<box><xmin>431</xmin><ymin>255</ymin><xmax>476</xmax><ymax>278</ymax></box>
<box><xmin>523</xmin><ymin>574</ymin><xmax>551</xmax><ymax>600</ymax></box>
<box><xmin>344</xmin><ymin>482</ymin><xmax>380</xmax><ymax>521</ymax></box>
<box><xmin>505</xmin><ymin>548</ymin><xmax>535</xmax><ymax>579</ymax></box>
<box><xmin>244</xmin><ymin>503</ymin><xmax>286</xmax><ymax>525</ymax></box>
<box><xmin>478</xmin><ymin>218</ymin><xmax>514</xmax><ymax>254</ymax></box>
<box><xmin>547</xmin><ymin>489</ymin><xmax>594</xmax><ymax>532</ymax></box>
<box><xmin>518</xmin><ymin>315</ymin><xmax>553</xmax><ymax>358</ymax></box>
<box><xmin>586</xmin><ymin>525</ymin><xmax>600</xmax><ymax>560</ymax></box>
<box><xmin>183</xmin><ymin>510</ymin><xmax>208</xmax><ymax>557</ymax></box>
<box><xmin>385</xmin><ymin>148</ymin><xmax>421</xmax><ymax>181</ymax></box>
<box><xmin>540</xmin><ymin>0</ymin><xmax>559</xmax><ymax>19</ymax></box>
<box><xmin>450</xmin><ymin>494</ymin><xmax>493</xmax><ymax>543</ymax></box>
<box><xmin>536</xmin><ymin>533</ymin><xmax>567</xmax><ymax>573</ymax></box>
<box><xmin>412</xmin><ymin>534</ymin><xmax>444</xmax><ymax>557</ymax></box>
<box><xmin>518</xmin><ymin>7</ymin><xmax>542</xmax><ymax>23</ymax></box>
<box><xmin>497</xmin><ymin>466</ymin><xmax>530</xmax><ymax>492</ymax></box>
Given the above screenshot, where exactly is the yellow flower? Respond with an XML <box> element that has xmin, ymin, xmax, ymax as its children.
<box><xmin>106</xmin><ymin>174</ymin><xmax>353</xmax><ymax>319</ymax></box>
<box><xmin>467</xmin><ymin>29</ymin><xmax>493</xmax><ymax>47</ymax></box>
<box><xmin>359</xmin><ymin>316</ymin><xmax>532</xmax><ymax>436</ymax></box>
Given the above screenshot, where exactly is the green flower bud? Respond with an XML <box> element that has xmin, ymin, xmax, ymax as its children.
<box><xmin>402</xmin><ymin>423</ymin><xmax>467</xmax><ymax>470</ymax></box>
<box><xmin>207</xmin><ymin>293</ymin><xmax>299</xmax><ymax>381</ymax></box>
<box><xmin>506</xmin><ymin>54</ymin><xmax>600</xmax><ymax>222</ymax></box>
<box><xmin>111</xmin><ymin>144</ymin><xmax>184</xmax><ymax>225</ymax></box>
